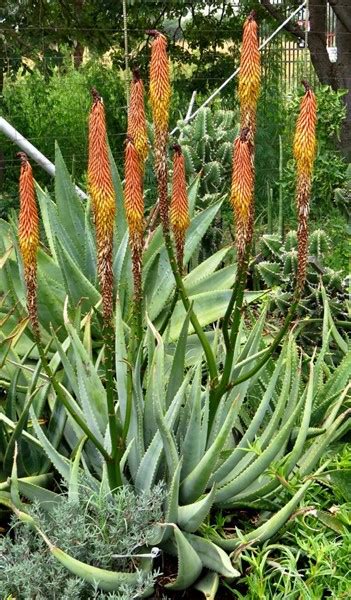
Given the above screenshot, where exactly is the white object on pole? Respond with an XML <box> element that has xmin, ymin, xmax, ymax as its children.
<box><xmin>0</xmin><ymin>116</ymin><xmax>88</xmax><ymax>200</ymax></box>
<box><xmin>170</xmin><ymin>1</ymin><xmax>307</xmax><ymax>135</ymax></box>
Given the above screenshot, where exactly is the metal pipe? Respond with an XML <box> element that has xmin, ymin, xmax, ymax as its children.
<box><xmin>0</xmin><ymin>116</ymin><xmax>88</xmax><ymax>200</ymax></box>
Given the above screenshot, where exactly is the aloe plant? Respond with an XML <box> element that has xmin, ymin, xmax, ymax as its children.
<box><xmin>1</xmin><ymin>292</ymin><xmax>350</xmax><ymax>594</ymax></box>
<box><xmin>0</xmin><ymin>14</ymin><xmax>350</xmax><ymax>599</ymax></box>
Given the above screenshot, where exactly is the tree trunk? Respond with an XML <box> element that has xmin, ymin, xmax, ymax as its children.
<box><xmin>305</xmin><ymin>0</ymin><xmax>351</xmax><ymax>159</ymax></box>
<box><xmin>73</xmin><ymin>0</ymin><xmax>84</xmax><ymax>69</ymax></box>
<box><xmin>335</xmin><ymin>6</ymin><xmax>351</xmax><ymax>159</ymax></box>
<box><xmin>73</xmin><ymin>41</ymin><xmax>84</xmax><ymax>68</ymax></box>
<box><xmin>260</xmin><ymin>0</ymin><xmax>351</xmax><ymax>159</ymax></box>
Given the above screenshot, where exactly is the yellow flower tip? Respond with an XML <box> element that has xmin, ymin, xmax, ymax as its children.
<box><xmin>148</xmin><ymin>30</ymin><xmax>171</xmax><ymax>132</ymax></box>
<box><xmin>293</xmin><ymin>81</ymin><xmax>317</xmax><ymax>177</ymax></box>
<box><xmin>124</xmin><ymin>137</ymin><xmax>144</xmax><ymax>239</ymax></box>
<box><xmin>238</xmin><ymin>12</ymin><xmax>261</xmax><ymax>130</ymax></box>
<box><xmin>18</xmin><ymin>153</ymin><xmax>39</xmax><ymax>271</ymax></box>
<box><xmin>127</xmin><ymin>68</ymin><xmax>148</xmax><ymax>166</ymax></box>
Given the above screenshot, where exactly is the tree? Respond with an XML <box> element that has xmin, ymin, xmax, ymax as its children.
<box><xmin>260</xmin><ymin>0</ymin><xmax>351</xmax><ymax>159</ymax></box>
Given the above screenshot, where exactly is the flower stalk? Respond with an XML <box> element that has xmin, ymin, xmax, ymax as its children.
<box><xmin>221</xmin><ymin>12</ymin><xmax>261</xmax><ymax>357</ymax></box>
<box><xmin>17</xmin><ymin>154</ymin><xmax>118</xmax><ymax>483</ymax></box>
<box><xmin>17</xmin><ymin>152</ymin><xmax>40</xmax><ymax>338</ymax></box>
<box><xmin>148</xmin><ymin>30</ymin><xmax>171</xmax><ymax>232</ymax></box>
<box><xmin>147</xmin><ymin>30</ymin><xmax>217</xmax><ymax>382</ymax></box>
<box><xmin>124</xmin><ymin>136</ymin><xmax>144</xmax><ymax>344</ymax></box>
<box><xmin>293</xmin><ymin>80</ymin><xmax>317</xmax><ymax>292</ymax></box>
<box><xmin>88</xmin><ymin>87</ymin><xmax>116</xmax><ymax>323</ymax></box>
<box><xmin>230</xmin><ymin>11</ymin><xmax>261</xmax><ymax>265</ymax></box>
<box><xmin>238</xmin><ymin>11</ymin><xmax>261</xmax><ymax>136</ymax></box>
<box><xmin>170</xmin><ymin>144</ymin><xmax>190</xmax><ymax>271</ymax></box>
<box><xmin>230</xmin><ymin>127</ymin><xmax>254</xmax><ymax>266</ymax></box>
<box><xmin>88</xmin><ymin>88</ymin><xmax>122</xmax><ymax>490</ymax></box>
<box><xmin>127</xmin><ymin>68</ymin><xmax>148</xmax><ymax>170</ymax></box>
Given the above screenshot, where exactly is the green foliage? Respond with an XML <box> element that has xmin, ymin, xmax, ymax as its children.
<box><xmin>223</xmin><ymin>444</ymin><xmax>351</xmax><ymax>599</ymax></box>
<box><xmin>1</xmin><ymin>53</ymin><xmax>127</xmax><ymax>212</ymax></box>
<box><xmin>334</xmin><ymin>162</ymin><xmax>351</xmax><ymax>221</ymax></box>
<box><xmin>0</xmin><ymin>481</ymin><xmax>163</xmax><ymax>599</ymax></box>
<box><xmin>257</xmin><ymin>229</ymin><xmax>346</xmax><ymax>309</ymax></box>
<box><xmin>255</xmin><ymin>229</ymin><xmax>349</xmax><ymax>349</ymax></box>
<box><xmin>1</xmin><ymin>150</ymin><xmax>350</xmax><ymax>595</ymax></box>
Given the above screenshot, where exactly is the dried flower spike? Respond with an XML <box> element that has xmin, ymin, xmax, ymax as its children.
<box><xmin>230</xmin><ymin>128</ymin><xmax>254</xmax><ymax>263</ymax></box>
<box><xmin>148</xmin><ymin>30</ymin><xmax>171</xmax><ymax>231</ymax></box>
<box><xmin>18</xmin><ymin>152</ymin><xmax>40</xmax><ymax>336</ymax></box>
<box><xmin>238</xmin><ymin>11</ymin><xmax>261</xmax><ymax>134</ymax></box>
<box><xmin>88</xmin><ymin>88</ymin><xmax>116</xmax><ymax>321</ymax></box>
<box><xmin>127</xmin><ymin>68</ymin><xmax>148</xmax><ymax>169</ymax></box>
<box><xmin>170</xmin><ymin>144</ymin><xmax>190</xmax><ymax>270</ymax></box>
<box><xmin>293</xmin><ymin>81</ymin><xmax>317</xmax><ymax>291</ymax></box>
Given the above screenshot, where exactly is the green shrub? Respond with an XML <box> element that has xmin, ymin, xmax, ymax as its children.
<box><xmin>1</xmin><ymin>50</ymin><xmax>127</xmax><ymax>197</ymax></box>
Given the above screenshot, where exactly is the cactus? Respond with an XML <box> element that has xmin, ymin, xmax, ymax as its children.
<box><xmin>256</xmin><ymin>230</ymin><xmax>348</xmax><ymax>343</ymax></box>
<box><xmin>178</xmin><ymin>107</ymin><xmax>239</xmax><ymax>200</ymax></box>
<box><xmin>334</xmin><ymin>162</ymin><xmax>351</xmax><ymax>220</ymax></box>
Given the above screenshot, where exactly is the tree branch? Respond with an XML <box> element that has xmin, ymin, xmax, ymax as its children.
<box><xmin>260</xmin><ymin>0</ymin><xmax>304</xmax><ymax>39</ymax></box>
<box><xmin>328</xmin><ymin>0</ymin><xmax>351</xmax><ymax>33</ymax></box>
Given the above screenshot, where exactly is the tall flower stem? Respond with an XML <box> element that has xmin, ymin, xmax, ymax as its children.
<box><xmin>147</xmin><ymin>30</ymin><xmax>216</xmax><ymax>380</ymax></box>
<box><xmin>293</xmin><ymin>80</ymin><xmax>317</xmax><ymax>292</ymax></box>
<box><xmin>17</xmin><ymin>153</ymin><xmax>40</xmax><ymax>339</ymax></box>
<box><xmin>88</xmin><ymin>88</ymin><xmax>122</xmax><ymax>490</ymax></box>
<box><xmin>124</xmin><ymin>137</ymin><xmax>144</xmax><ymax>347</ymax></box>
<box><xmin>170</xmin><ymin>144</ymin><xmax>190</xmax><ymax>272</ymax></box>
<box><xmin>222</xmin><ymin>251</ymin><xmax>249</xmax><ymax>352</ymax></box>
<box><xmin>17</xmin><ymin>153</ymin><xmax>121</xmax><ymax>487</ymax></box>
<box><xmin>163</xmin><ymin>228</ymin><xmax>218</xmax><ymax>382</ymax></box>
<box><xmin>209</xmin><ymin>263</ymin><xmax>248</xmax><ymax>429</ymax></box>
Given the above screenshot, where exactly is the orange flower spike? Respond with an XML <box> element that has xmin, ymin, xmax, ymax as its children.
<box><xmin>238</xmin><ymin>11</ymin><xmax>261</xmax><ymax>131</ymax></box>
<box><xmin>127</xmin><ymin>68</ymin><xmax>148</xmax><ymax>168</ymax></box>
<box><xmin>170</xmin><ymin>144</ymin><xmax>190</xmax><ymax>268</ymax></box>
<box><xmin>293</xmin><ymin>81</ymin><xmax>317</xmax><ymax>178</ymax></box>
<box><xmin>88</xmin><ymin>88</ymin><xmax>116</xmax><ymax>321</ymax></box>
<box><xmin>124</xmin><ymin>136</ymin><xmax>144</xmax><ymax>310</ymax></box>
<box><xmin>18</xmin><ymin>152</ymin><xmax>40</xmax><ymax>335</ymax></box>
<box><xmin>293</xmin><ymin>81</ymin><xmax>317</xmax><ymax>291</ymax></box>
<box><xmin>124</xmin><ymin>137</ymin><xmax>144</xmax><ymax>240</ymax></box>
<box><xmin>148</xmin><ymin>30</ymin><xmax>171</xmax><ymax>133</ymax></box>
<box><xmin>230</xmin><ymin>128</ymin><xmax>254</xmax><ymax>262</ymax></box>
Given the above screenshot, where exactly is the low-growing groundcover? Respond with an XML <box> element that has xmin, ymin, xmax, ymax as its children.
<box><xmin>0</xmin><ymin>483</ymin><xmax>164</xmax><ymax>600</ymax></box>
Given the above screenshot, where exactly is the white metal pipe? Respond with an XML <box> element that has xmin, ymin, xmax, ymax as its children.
<box><xmin>170</xmin><ymin>1</ymin><xmax>306</xmax><ymax>134</ymax></box>
<box><xmin>0</xmin><ymin>116</ymin><xmax>88</xmax><ymax>200</ymax></box>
